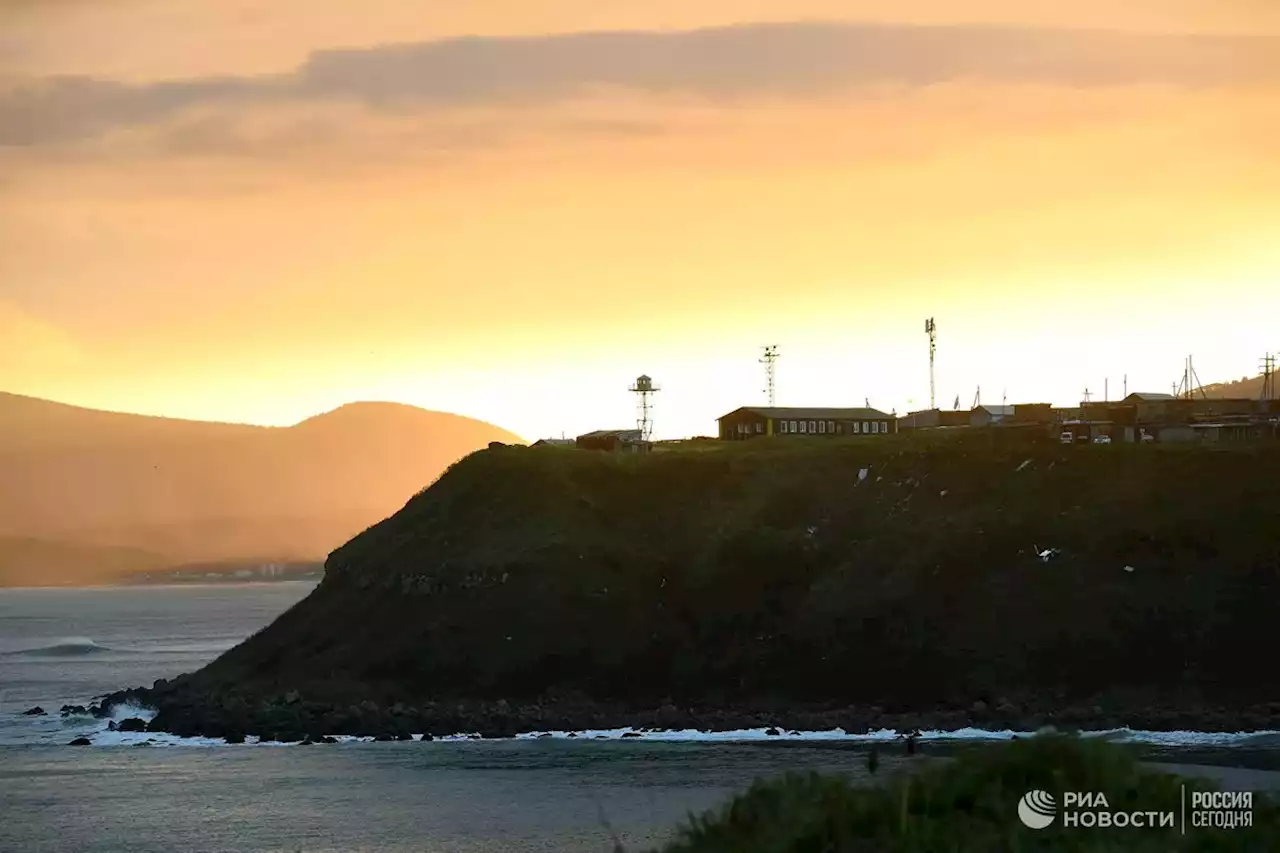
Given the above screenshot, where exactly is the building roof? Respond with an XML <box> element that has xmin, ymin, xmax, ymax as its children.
<box><xmin>720</xmin><ymin>406</ymin><xmax>893</xmax><ymax>421</ymax></box>
<box><xmin>974</xmin><ymin>405</ymin><xmax>1015</xmax><ymax>416</ymax></box>
<box><xmin>1125</xmin><ymin>392</ymin><xmax>1175</xmax><ymax>402</ymax></box>
<box><xmin>577</xmin><ymin>429</ymin><xmax>643</xmax><ymax>440</ymax></box>
<box><xmin>531</xmin><ymin>438</ymin><xmax>574</xmax><ymax>446</ymax></box>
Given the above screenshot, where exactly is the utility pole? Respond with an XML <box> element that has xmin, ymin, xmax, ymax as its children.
<box><xmin>925</xmin><ymin>318</ymin><xmax>937</xmax><ymax>410</ymax></box>
<box><xmin>760</xmin><ymin>345</ymin><xmax>779</xmax><ymax>407</ymax></box>
<box><xmin>1184</xmin><ymin>355</ymin><xmax>1205</xmax><ymax>400</ymax></box>
<box><xmin>1083</xmin><ymin>387</ymin><xmax>1092</xmax><ymax>404</ymax></box>
<box><xmin>1260</xmin><ymin>353</ymin><xmax>1276</xmax><ymax>401</ymax></box>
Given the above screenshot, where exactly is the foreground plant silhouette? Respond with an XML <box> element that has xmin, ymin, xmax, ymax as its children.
<box><xmin>650</xmin><ymin>735</ymin><xmax>1280</xmax><ymax>852</ymax></box>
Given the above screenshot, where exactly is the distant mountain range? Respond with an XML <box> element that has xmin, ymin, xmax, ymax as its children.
<box><xmin>0</xmin><ymin>393</ymin><xmax>523</xmax><ymax>586</ymax></box>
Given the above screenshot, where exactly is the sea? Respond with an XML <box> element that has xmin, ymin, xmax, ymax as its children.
<box><xmin>4</xmin><ymin>583</ymin><xmax>1280</xmax><ymax>853</ymax></box>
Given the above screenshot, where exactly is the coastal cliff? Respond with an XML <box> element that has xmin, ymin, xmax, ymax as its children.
<box><xmin>121</xmin><ymin>432</ymin><xmax>1280</xmax><ymax>739</ymax></box>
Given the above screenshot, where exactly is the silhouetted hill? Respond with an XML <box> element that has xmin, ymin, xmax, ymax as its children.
<box><xmin>121</xmin><ymin>433</ymin><xmax>1280</xmax><ymax>740</ymax></box>
<box><xmin>0</xmin><ymin>393</ymin><xmax>523</xmax><ymax>585</ymax></box>
<box><xmin>0</xmin><ymin>537</ymin><xmax>171</xmax><ymax>587</ymax></box>
<box><xmin>1200</xmin><ymin>373</ymin><xmax>1272</xmax><ymax>399</ymax></box>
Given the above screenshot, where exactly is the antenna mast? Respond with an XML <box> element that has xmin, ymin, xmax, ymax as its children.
<box><xmin>925</xmin><ymin>318</ymin><xmax>937</xmax><ymax>410</ymax></box>
<box><xmin>760</xmin><ymin>345</ymin><xmax>779</xmax><ymax>406</ymax></box>
<box><xmin>629</xmin><ymin>375</ymin><xmax>660</xmax><ymax>442</ymax></box>
<box><xmin>1262</xmin><ymin>353</ymin><xmax>1277</xmax><ymax>401</ymax></box>
<box><xmin>1178</xmin><ymin>355</ymin><xmax>1206</xmax><ymax>400</ymax></box>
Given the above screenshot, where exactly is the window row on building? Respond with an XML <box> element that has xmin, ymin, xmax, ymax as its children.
<box><xmin>778</xmin><ymin>419</ymin><xmax>889</xmax><ymax>435</ymax></box>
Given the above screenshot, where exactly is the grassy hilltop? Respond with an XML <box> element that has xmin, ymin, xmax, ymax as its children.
<box><xmin>652</xmin><ymin>735</ymin><xmax>1280</xmax><ymax>853</ymax></box>
<box><xmin>133</xmin><ymin>430</ymin><xmax>1280</xmax><ymax>738</ymax></box>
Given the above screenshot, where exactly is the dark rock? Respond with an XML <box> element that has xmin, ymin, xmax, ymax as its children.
<box><xmin>621</xmin><ymin>731</ymin><xmax>642</xmax><ymax>738</ymax></box>
<box><xmin>319</xmin><ymin>736</ymin><xmax>338</xmax><ymax>744</ymax></box>
<box><xmin>566</xmin><ymin>732</ymin><xmax>578</xmax><ymax>738</ymax></box>
<box><xmin>374</xmin><ymin>733</ymin><xmax>394</xmax><ymax>742</ymax></box>
<box><xmin>22</xmin><ymin>706</ymin><xmax>46</xmax><ymax>716</ymax></box>
<box><xmin>396</xmin><ymin>731</ymin><xmax>413</xmax><ymax>741</ymax></box>
<box><xmin>536</xmin><ymin>732</ymin><xmax>553</xmax><ymax>739</ymax></box>
<box><xmin>224</xmin><ymin>732</ymin><xmax>246</xmax><ymax>744</ymax></box>
<box><xmin>418</xmin><ymin>734</ymin><xmax>433</xmax><ymax>742</ymax></box>
<box><xmin>116</xmin><ymin>717</ymin><xmax>147</xmax><ymax>733</ymax></box>
<box><xmin>298</xmin><ymin>737</ymin><xmax>315</xmax><ymax>746</ymax></box>
<box><xmin>765</xmin><ymin>727</ymin><xmax>780</xmax><ymax>736</ymax></box>
<box><xmin>68</xmin><ymin>737</ymin><xmax>92</xmax><ymax>746</ymax></box>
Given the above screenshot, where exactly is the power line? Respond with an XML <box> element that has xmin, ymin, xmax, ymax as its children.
<box><xmin>1261</xmin><ymin>353</ymin><xmax>1276</xmax><ymax>401</ymax></box>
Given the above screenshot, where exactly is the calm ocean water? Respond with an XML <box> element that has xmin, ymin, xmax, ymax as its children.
<box><xmin>4</xmin><ymin>583</ymin><xmax>1280</xmax><ymax>853</ymax></box>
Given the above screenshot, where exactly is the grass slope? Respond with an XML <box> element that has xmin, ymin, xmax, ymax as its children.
<box><xmin>161</xmin><ymin>430</ymin><xmax>1280</xmax><ymax>730</ymax></box>
<box><xmin>653</xmin><ymin>735</ymin><xmax>1279</xmax><ymax>852</ymax></box>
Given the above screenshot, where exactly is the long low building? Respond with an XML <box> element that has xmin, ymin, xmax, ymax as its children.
<box><xmin>717</xmin><ymin>406</ymin><xmax>897</xmax><ymax>440</ymax></box>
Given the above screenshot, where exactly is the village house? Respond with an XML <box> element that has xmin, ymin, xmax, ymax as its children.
<box><xmin>717</xmin><ymin>407</ymin><xmax>896</xmax><ymax>441</ymax></box>
<box><xmin>969</xmin><ymin>405</ymin><xmax>1014</xmax><ymax>428</ymax></box>
<box><xmin>575</xmin><ymin>429</ymin><xmax>647</xmax><ymax>452</ymax></box>
<box><xmin>897</xmin><ymin>408</ymin><xmax>970</xmax><ymax>430</ymax></box>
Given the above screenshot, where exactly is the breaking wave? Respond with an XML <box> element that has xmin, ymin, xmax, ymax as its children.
<box><xmin>3</xmin><ymin>638</ymin><xmax>114</xmax><ymax>657</ymax></box>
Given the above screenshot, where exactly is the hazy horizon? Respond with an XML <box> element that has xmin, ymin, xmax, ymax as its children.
<box><xmin>4</xmin><ymin>1</ymin><xmax>1279</xmax><ymax>440</ymax></box>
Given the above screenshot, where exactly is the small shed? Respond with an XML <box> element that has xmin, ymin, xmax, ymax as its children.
<box><xmin>575</xmin><ymin>429</ymin><xmax>646</xmax><ymax>452</ymax></box>
<box><xmin>970</xmin><ymin>405</ymin><xmax>1014</xmax><ymax>428</ymax></box>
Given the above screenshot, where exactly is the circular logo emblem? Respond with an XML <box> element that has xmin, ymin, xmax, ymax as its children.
<box><xmin>1018</xmin><ymin>790</ymin><xmax>1057</xmax><ymax>829</ymax></box>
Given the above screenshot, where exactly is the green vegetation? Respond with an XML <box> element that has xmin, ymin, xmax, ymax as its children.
<box><xmin>134</xmin><ymin>431</ymin><xmax>1280</xmax><ymax>737</ymax></box>
<box><xmin>654</xmin><ymin>735</ymin><xmax>1280</xmax><ymax>852</ymax></box>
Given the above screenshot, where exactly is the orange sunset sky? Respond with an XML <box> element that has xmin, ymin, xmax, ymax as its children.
<box><xmin>3</xmin><ymin>1</ymin><xmax>1279</xmax><ymax>441</ymax></box>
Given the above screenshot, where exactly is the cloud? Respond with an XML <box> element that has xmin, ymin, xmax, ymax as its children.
<box><xmin>3</xmin><ymin>20</ymin><xmax>1280</xmax><ymax>147</ymax></box>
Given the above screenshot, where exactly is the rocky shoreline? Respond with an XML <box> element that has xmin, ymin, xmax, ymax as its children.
<box><xmin>94</xmin><ymin>678</ymin><xmax>1280</xmax><ymax>743</ymax></box>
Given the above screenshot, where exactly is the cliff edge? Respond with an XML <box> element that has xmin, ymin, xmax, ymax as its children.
<box><xmin>127</xmin><ymin>432</ymin><xmax>1280</xmax><ymax>739</ymax></box>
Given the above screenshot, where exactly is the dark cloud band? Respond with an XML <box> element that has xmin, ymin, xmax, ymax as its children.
<box><xmin>4</xmin><ymin>20</ymin><xmax>1278</xmax><ymax>145</ymax></box>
